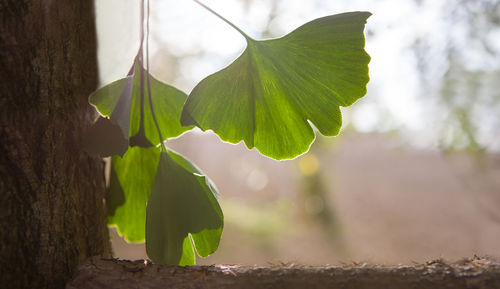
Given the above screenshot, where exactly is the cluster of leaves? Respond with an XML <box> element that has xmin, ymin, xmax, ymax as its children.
<box><xmin>84</xmin><ymin>2</ymin><xmax>371</xmax><ymax>266</ymax></box>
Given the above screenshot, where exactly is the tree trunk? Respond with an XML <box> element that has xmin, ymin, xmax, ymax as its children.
<box><xmin>0</xmin><ymin>1</ymin><xmax>110</xmax><ymax>289</ymax></box>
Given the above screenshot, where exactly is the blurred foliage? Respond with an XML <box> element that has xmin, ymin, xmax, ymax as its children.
<box><xmin>222</xmin><ymin>199</ymin><xmax>291</xmax><ymax>237</ymax></box>
<box><xmin>297</xmin><ymin>137</ymin><xmax>347</xmax><ymax>255</ymax></box>
<box><xmin>413</xmin><ymin>0</ymin><xmax>500</xmax><ymax>153</ymax></box>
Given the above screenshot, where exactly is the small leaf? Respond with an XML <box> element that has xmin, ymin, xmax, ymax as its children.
<box><xmin>146</xmin><ymin>150</ymin><xmax>223</xmax><ymax>265</ymax></box>
<box><xmin>182</xmin><ymin>12</ymin><xmax>371</xmax><ymax>160</ymax></box>
<box><xmin>130</xmin><ymin>65</ymin><xmax>192</xmax><ymax>145</ymax></box>
<box><xmin>84</xmin><ymin>53</ymin><xmax>192</xmax><ymax>156</ymax></box>
<box><xmin>83</xmin><ymin>72</ymin><xmax>134</xmax><ymax>157</ymax></box>
<box><xmin>82</xmin><ymin>116</ymin><xmax>128</xmax><ymax>157</ymax></box>
<box><xmin>107</xmin><ymin>146</ymin><xmax>161</xmax><ymax>242</ymax></box>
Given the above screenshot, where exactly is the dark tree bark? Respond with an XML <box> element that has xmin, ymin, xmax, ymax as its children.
<box><xmin>0</xmin><ymin>1</ymin><xmax>110</xmax><ymax>289</ymax></box>
<box><xmin>69</xmin><ymin>257</ymin><xmax>500</xmax><ymax>289</ymax></box>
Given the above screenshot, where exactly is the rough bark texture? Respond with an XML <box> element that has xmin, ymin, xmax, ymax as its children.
<box><xmin>0</xmin><ymin>1</ymin><xmax>110</xmax><ymax>289</ymax></box>
<box><xmin>68</xmin><ymin>257</ymin><xmax>500</xmax><ymax>289</ymax></box>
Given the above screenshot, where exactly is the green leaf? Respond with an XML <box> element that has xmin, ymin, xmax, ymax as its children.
<box><xmin>146</xmin><ymin>150</ymin><xmax>223</xmax><ymax>265</ymax></box>
<box><xmin>181</xmin><ymin>12</ymin><xmax>371</xmax><ymax>160</ymax></box>
<box><xmin>82</xmin><ymin>116</ymin><xmax>129</xmax><ymax>157</ymax></box>
<box><xmin>107</xmin><ymin>146</ymin><xmax>161</xmax><ymax>242</ymax></box>
<box><xmin>83</xmin><ymin>72</ymin><xmax>134</xmax><ymax>157</ymax></box>
<box><xmin>84</xmin><ymin>54</ymin><xmax>192</xmax><ymax>156</ymax></box>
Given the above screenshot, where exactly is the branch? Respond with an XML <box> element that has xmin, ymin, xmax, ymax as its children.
<box><xmin>67</xmin><ymin>256</ymin><xmax>500</xmax><ymax>289</ymax></box>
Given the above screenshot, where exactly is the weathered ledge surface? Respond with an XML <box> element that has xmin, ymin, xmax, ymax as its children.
<box><xmin>67</xmin><ymin>256</ymin><xmax>500</xmax><ymax>289</ymax></box>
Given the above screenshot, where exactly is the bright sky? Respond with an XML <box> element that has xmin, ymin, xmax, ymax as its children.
<box><xmin>95</xmin><ymin>0</ymin><xmax>500</xmax><ymax>151</ymax></box>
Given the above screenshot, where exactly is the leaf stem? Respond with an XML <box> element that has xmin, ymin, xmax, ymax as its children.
<box><xmin>138</xmin><ymin>0</ymin><xmax>147</xmax><ymax>140</ymax></box>
<box><xmin>193</xmin><ymin>0</ymin><xmax>254</xmax><ymax>41</ymax></box>
<box><xmin>145</xmin><ymin>0</ymin><xmax>166</xmax><ymax>151</ymax></box>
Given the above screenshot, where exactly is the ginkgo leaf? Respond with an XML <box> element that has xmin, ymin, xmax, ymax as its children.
<box><xmin>181</xmin><ymin>12</ymin><xmax>371</xmax><ymax>160</ymax></box>
<box><xmin>83</xmin><ymin>72</ymin><xmax>134</xmax><ymax>157</ymax></box>
<box><xmin>84</xmin><ymin>53</ymin><xmax>192</xmax><ymax>156</ymax></box>
<box><xmin>146</xmin><ymin>150</ymin><xmax>223</xmax><ymax>265</ymax></box>
<box><xmin>107</xmin><ymin>146</ymin><xmax>161</xmax><ymax>242</ymax></box>
<box><xmin>82</xmin><ymin>116</ymin><xmax>129</xmax><ymax>157</ymax></box>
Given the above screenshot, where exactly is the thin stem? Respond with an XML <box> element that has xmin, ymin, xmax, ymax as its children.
<box><xmin>145</xmin><ymin>0</ymin><xmax>166</xmax><ymax>151</ymax></box>
<box><xmin>193</xmin><ymin>0</ymin><xmax>254</xmax><ymax>41</ymax></box>
<box><xmin>139</xmin><ymin>0</ymin><xmax>144</xmax><ymax>52</ymax></box>
<box><xmin>138</xmin><ymin>0</ymin><xmax>146</xmax><ymax>138</ymax></box>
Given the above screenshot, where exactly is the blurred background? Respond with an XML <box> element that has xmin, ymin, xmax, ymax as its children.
<box><xmin>95</xmin><ymin>0</ymin><xmax>500</xmax><ymax>265</ymax></box>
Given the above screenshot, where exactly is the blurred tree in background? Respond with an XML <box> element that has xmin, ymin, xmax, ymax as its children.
<box><xmin>412</xmin><ymin>0</ymin><xmax>500</xmax><ymax>153</ymax></box>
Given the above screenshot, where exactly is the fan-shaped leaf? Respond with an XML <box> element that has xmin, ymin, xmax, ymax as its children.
<box><xmin>146</xmin><ymin>150</ymin><xmax>223</xmax><ymax>265</ymax></box>
<box><xmin>84</xmin><ymin>54</ymin><xmax>192</xmax><ymax>156</ymax></box>
<box><xmin>107</xmin><ymin>146</ymin><xmax>161</xmax><ymax>242</ymax></box>
<box><xmin>181</xmin><ymin>12</ymin><xmax>371</xmax><ymax>160</ymax></box>
<box><xmin>82</xmin><ymin>116</ymin><xmax>129</xmax><ymax>157</ymax></box>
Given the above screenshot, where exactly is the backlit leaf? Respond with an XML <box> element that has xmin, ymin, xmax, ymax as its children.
<box><xmin>181</xmin><ymin>12</ymin><xmax>371</xmax><ymax>160</ymax></box>
<box><xmin>107</xmin><ymin>146</ymin><xmax>161</xmax><ymax>242</ymax></box>
<box><xmin>84</xmin><ymin>53</ymin><xmax>192</xmax><ymax>156</ymax></box>
<box><xmin>146</xmin><ymin>150</ymin><xmax>223</xmax><ymax>265</ymax></box>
